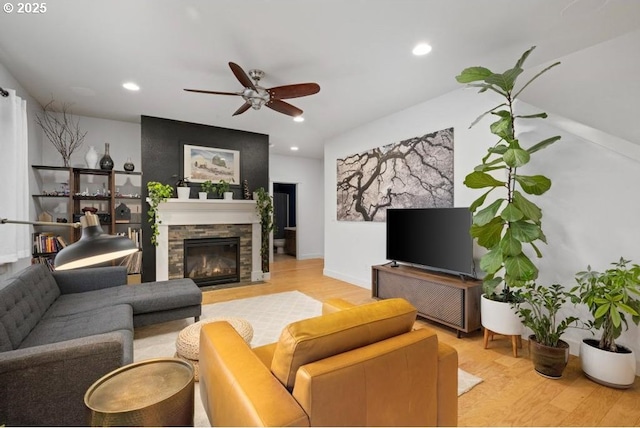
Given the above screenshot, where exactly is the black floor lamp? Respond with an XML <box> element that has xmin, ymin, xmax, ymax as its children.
<box><xmin>1</xmin><ymin>212</ymin><xmax>138</xmax><ymax>270</ymax></box>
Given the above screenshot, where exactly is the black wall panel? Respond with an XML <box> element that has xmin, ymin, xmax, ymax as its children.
<box><xmin>141</xmin><ymin>115</ymin><xmax>269</xmax><ymax>281</ymax></box>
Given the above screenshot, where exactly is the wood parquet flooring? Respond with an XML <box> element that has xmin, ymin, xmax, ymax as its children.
<box><xmin>202</xmin><ymin>257</ymin><xmax>640</xmax><ymax>426</ymax></box>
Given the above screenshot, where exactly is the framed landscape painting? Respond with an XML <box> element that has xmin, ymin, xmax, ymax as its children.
<box><xmin>183</xmin><ymin>144</ymin><xmax>240</xmax><ymax>184</ymax></box>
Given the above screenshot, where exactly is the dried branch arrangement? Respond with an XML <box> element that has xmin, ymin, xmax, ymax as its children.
<box><xmin>35</xmin><ymin>99</ymin><xmax>87</xmax><ymax>167</ymax></box>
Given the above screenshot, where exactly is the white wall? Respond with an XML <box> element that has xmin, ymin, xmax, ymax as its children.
<box><xmin>324</xmin><ymin>88</ymin><xmax>498</xmax><ymax>287</ymax></box>
<box><xmin>270</xmin><ymin>154</ymin><xmax>324</xmax><ymax>259</ymax></box>
<box><xmin>323</xmin><ymin>76</ymin><xmax>640</xmax><ymax>372</ymax></box>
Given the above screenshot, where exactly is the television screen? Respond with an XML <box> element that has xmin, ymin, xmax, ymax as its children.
<box><xmin>386</xmin><ymin>207</ymin><xmax>476</xmax><ymax>278</ymax></box>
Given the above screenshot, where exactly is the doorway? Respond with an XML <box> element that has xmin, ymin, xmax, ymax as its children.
<box><xmin>273</xmin><ymin>183</ymin><xmax>297</xmax><ymax>260</ymax></box>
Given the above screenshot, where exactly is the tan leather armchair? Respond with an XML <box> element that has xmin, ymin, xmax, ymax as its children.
<box><xmin>199</xmin><ymin>297</ymin><xmax>458</xmax><ymax>427</ymax></box>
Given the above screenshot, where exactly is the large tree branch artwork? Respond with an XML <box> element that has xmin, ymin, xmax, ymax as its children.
<box><xmin>336</xmin><ymin>128</ymin><xmax>454</xmax><ymax>221</ymax></box>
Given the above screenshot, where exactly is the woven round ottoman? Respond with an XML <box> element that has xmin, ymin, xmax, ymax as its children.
<box><xmin>175</xmin><ymin>317</ymin><xmax>253</xmax><ymax>381</ymax></box>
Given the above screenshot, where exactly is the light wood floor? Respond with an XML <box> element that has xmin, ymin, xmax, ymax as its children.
<box><xmin>202</xmin><ymin>257</ymin><xmax>640</xmax><ymax>427</ymax></box>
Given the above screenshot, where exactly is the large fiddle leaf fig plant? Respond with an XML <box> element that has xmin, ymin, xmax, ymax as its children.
<box><xmin>456</xmin><ymin>46</ymin><xmax>561</xmax><ymax>301</ymax></box>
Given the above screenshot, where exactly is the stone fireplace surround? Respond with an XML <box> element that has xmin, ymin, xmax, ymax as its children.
<box><xmin>155</xmin><ymin>199</ymin><xmax>263</xmax><ymax>283</ymax></box>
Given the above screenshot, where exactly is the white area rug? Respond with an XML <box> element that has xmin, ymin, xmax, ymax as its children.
<box><xmin>134</xmin><ymin>291</ymin><xmax>481</xmax><ymax>426</ymax></box>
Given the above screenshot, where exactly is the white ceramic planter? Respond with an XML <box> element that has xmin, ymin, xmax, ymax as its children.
<box><xmin>223</xmin><ymin>192</ymin><xmax>233</xmax><ymax>200</ymax></box>
<box><xmin>198</xmin><ymin>192</ymin><xmax>207</xmax><ymax>200</ymax></box>
<box><xmin>580</xmin><ymin>339</ymin><xmax>636</xmax><ymax>389</ymax></box>
<box><xmin>177</xmin><ymin>187</ymin><xmax>190</xmax><ymax>199</ymax></box>
<box><xmin>481</xmin><ymin>294</ymin><xmax>522</xmax><ymax>335</ymax></box>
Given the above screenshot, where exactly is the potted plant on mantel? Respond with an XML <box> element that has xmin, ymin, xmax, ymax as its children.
<box><xmin>513</xmin><ymin>283</ymin><xmax>582</xmax><ymax>378</ymax></box>
<box><xmin>175</xmin><ymin>177</ymin><xmax>190</xmax><ymax>199</ymax></box>
<box><xmin>456</xmin><ymin>46</ymin><xmax>561</xmax><ymax>348</ymax></box>
<box><xmin>200</xmin><ymin>180</ymin><xmax>216</xmax><ymax>200</ymax></box>
<box><xmin>574</xmin><ymin>257</ymin><xmax>640</xmax><ymax>388</ymax></box>
<box><xmin>217</xmin><ymin>179</ymin><xmax>234</xmax><ymax>200</ymax></box>
<box><xmin>254</xmin><ymin>187</ymin><xmax>275</xmax><ymax>279</ymax></box>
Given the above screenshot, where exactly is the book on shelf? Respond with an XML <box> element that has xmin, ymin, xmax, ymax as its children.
<box><xmin>32</xmin><ymin>232</ymin><xmax>67</xmax><ymax>254</ymax></box>
<box><xmin>31</xmin><ymin>256</ymin><xmax>56</xmax><ymax>271</ymax></box>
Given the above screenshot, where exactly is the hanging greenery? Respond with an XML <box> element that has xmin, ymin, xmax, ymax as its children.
<box><xmin>254</xmin><ymin>187</ymin><xmax>275</xmax><ymax>273</ymax></box>
<box><xmin>147</xmin><ymin>181</ymin><xmax>174</xmax><ymax>246</ymax></box>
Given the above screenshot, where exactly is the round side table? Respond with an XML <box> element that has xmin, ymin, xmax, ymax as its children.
<box><xmin>84</xmin><ymin>358</ymin><xmax>194</xmax><ymax>427</ymax></box>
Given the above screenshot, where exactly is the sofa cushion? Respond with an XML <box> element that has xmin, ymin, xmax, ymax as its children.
<box><xmin>19</xmin><ymin>304</ymin><xmax>133</xmax><ymax>349</ymax></box>
<box><xmin>0</xmin><ymin>265</ymin><xmax>60</xmax><ymax>351</ymax></box>
<box><xmin>43</xmin><ymin>279</ymin><xmax>201</xmax><ymax>318</ymax></box>
<box><xmin>271</xmin><ymin>298</ymin><xmax>417</xmax><ymax>389</ymax></box>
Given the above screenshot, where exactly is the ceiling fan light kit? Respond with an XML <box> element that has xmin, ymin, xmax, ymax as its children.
<box><xmin>184</xmin><ymin>62</ymin><xmax>320</xmax><ymax>118</ymax></box>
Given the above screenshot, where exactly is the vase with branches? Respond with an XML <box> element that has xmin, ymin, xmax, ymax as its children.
<box><xmin>35</xmin><ymin>99</ymin><xmax>87</xmax><ymax>167</ymax></box>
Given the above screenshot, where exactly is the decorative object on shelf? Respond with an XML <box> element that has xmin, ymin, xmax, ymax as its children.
<box><xmin>147</xmin><ymin>181</ymin><xmax>174</xmax><ymax>246</ymax></box>
<box><xmin>456</xmin><ymin>46</ymin><xmax>562</xmax><ymax>344</ymax></box>
<box><xmin>574</xmin><ymin>257</ymin><xmax>640</xmax><ymax>388</ymax></box>
<box><xmin>35</xmin><ymin>99</ymin><xmax>87</xmax><ymax>167</ymax></box>
<box><xmin>242</xmin><ymin>180</ymin><xmax>250</xmax><ymax>200</ymax></box>
<box><xmin>175</xmin><ymin>176</ymin><xmax>190</xmax><ymax>200</ymax></box>
<box><xmin>115</xmin><ymin>203</ymin><xmax>131</xmax><ymax>222</ymax></box>
<box><xmin>100</xmin><ymin>142</ymin><xmax>114</xmax><ymax>170</ymax></box>
<box><xmin>123</xmin><ymin>157</ymin><xmax>135</xmax><ymax>172</ymax></box>
<box><xmin>255</xmin><ymin>187</ymin><xmax>274</xmax><ymax>275</ymax></box>
<box><xmin>81</xmin><ymin>206</ymin><xmax>98</xmax><ymax>214</ymax></box>
<box><xmin>1</xmin><ymin>213</ymin><xmax>137</xmax><ymax>270</ymax></box>
<box><xmin>85</xmin><ymin>146</ymin><xmax>98</xmax><ymax>169</ymax></box>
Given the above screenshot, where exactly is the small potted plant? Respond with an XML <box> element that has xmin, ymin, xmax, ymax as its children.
<box><xmin>574</xmin><ymin>257</ymin><xmax>640</xmax><ymax>388</ymax></box>
<box><xmin>513</xmin><ymin>283</ymin><xmax>582</xmax><ymax>378</ymax></box>
<box><xmin>200</xmin><ymin>180</ymin><xmax>216</xmax><ymax>200</ymax></box>
<box><xmin>175</xmin><ymin>177</ymin><xmax>190</xmax><ymax>199</ymax></box>
<box><xmin>217</xmin><ymin>179</ymin><xmax>233</xmax><ymax>200</ymax></box>
<box><xmin>147</xmin><ymin>181</ymin><xmax>174</xmax><ymax>246</ymax></box>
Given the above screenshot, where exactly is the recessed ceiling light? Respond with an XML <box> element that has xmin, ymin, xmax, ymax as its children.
<box><xmin>293</xmin><ymin>116</ymin><xmax>304</xmax><ymax>122</ymax></box>
<box><xmin>412</xmin><ymin>43</ymin><xmax>432</xmax><ymax>56</ymax></box>
<box><xmin>122</xmin><ymin>82</ymin><xmax>140</xmax><ymax>91</ymax></box>
<box><xmin>290</xmin><ymin>146</ymin><xmax>299</xmax><ymax>151</ymax></box>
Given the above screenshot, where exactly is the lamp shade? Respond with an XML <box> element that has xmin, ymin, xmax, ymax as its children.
<box><xmin>54</xmin><ymin>213</ymin><xmax>138</xmax><ymax>270</ymax></box>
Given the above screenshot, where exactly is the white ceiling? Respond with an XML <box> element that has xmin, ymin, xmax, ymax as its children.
<box><xmin>1</xmin><ymin>0</ymin><xmax>639</xmax><ymax>159</ymax></box>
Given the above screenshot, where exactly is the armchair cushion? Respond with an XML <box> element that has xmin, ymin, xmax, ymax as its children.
<box><xmin>271</xmin><ymin>298</ymin><xmax>416</xmax><ymax>389</ymax></box>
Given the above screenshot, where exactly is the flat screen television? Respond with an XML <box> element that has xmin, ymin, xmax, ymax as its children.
<box><xmin>386</xmin><ymin>207</ymin><xmax>476</xmax><ymax>278</ymax></box>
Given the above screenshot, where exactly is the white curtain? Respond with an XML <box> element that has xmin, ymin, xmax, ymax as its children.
<box><xmin>0</xmin><ymin>89</ymin><xmax>30</xmax><ymax>264</ymax></box>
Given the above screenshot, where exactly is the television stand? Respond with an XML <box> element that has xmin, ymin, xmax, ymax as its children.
<box><xmin>372</xmin><ymin>264</ymin><xmax>482</xmax><ymax>337</ymax></box>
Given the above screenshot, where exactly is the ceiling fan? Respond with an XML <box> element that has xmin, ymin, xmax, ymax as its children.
<box><xmin>184</xmin><ymin>62</ymin><xmax>320</xmax><ymax>117</ymax></box>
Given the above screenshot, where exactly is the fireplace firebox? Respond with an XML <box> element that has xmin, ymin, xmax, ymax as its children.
<box><xmin>183</xmin><ymin>237</ymin><xmax>240</xmax><ymax>287</ymax></box>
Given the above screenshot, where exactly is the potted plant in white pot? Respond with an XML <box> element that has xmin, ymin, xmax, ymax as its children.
<box><xmin>217</xmin><ymin>179</ymin><xmax>233</xmax><ymax>200</ymax></box>
<box><xmin>513</xmin><ymin>283</ymin><xmax>582</xmax><ymax>378</ymax></box>
<box><xmin>200</xmin><ymin>180</ymin><xmax>216</xmax><ymax>200</ymax></box>
<box><xmin>175</xmin><ymin>177</ymin><xmax>190</xmax><ymax>199</ymax></box>
<box><xmin>574</xmin><ymin>257</ymin><xmax>640</xmax><ymax>388</ymax></box>
<box><xmin>455</xmin><ymin>46</ymin><xmax>561</xmax><ymax>351</ymax></box>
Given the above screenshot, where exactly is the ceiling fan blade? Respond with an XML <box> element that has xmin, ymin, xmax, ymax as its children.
<box><xmin>266</xmin><ymin>99</ymin><xmax>303</xmax><ymax>117</ymax></box>
<box><xmin>228</xmin><ymin>62</ymin><xmax>256</xmax><ymax>90</ymax></box>
<box><xmin>268</xmin><ymin>83</ymin><xmax>320</xmax><ymax>100</ymax></box>
<box><xmin>184</xmin><ymin>89</ymin><xmax>240</xmax><ymax>96</ymax></box>
<box><xmin>232</xmin><ymin>103</ymin><xmax>252</xmax><ymax>116</ymax></box>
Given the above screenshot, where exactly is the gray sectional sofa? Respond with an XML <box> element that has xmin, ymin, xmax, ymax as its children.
<box><xmin>0</xmin><ymin>264</ymin><xmax>202</xmax><ymax>426</ymax></box>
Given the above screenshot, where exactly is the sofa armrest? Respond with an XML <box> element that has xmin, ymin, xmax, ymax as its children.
<box><xmin>53</xmin><ymin>266</ymin><xmax>128</xmax><ymax>294</ymax></box>
<box><xmin>199</xmin><ymin>322</ymin><xmax>309</xmax><ymax>427</ymax></box>
<box><xmin>0</xmin><ymin>332</ymin><xmax>128</xmax><ymax>426</ymax></box>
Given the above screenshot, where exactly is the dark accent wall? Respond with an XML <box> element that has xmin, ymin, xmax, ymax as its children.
<box><xmin>141</xmin><ymin>116</ymin><xmax>269</xmax><ymax>282</ymax></box>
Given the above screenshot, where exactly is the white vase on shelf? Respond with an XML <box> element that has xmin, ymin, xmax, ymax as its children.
<box><xmin>85</xmin><ymin>146</ymin><xmax>98</xmax><ymax>169</ymax></box>
<box><xmin>177</xmin><ymin>187</ymin><xmax>190</xmax><ymax>200</ymax></box>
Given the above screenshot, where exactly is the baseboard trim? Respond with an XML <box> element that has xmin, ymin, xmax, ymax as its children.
<box><xmin>323</xmin><ymin>269</ymin><xmax>369</xmax><ymax>289</ymax></box>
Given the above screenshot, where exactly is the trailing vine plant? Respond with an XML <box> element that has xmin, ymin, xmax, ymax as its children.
<box><xmin>456</xmin><ymin>46</ymin><xmax>561</xmax><ymax>301</ymax></box>
<box><xmin>147</xmin><ymin>181</ymin><xmax>174</xmax><ymax>246</ymax></box>
<box><xmin>254</xmin><ymin>187</ymin><xmax>275</xmax><ymax>273</ymax></box>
